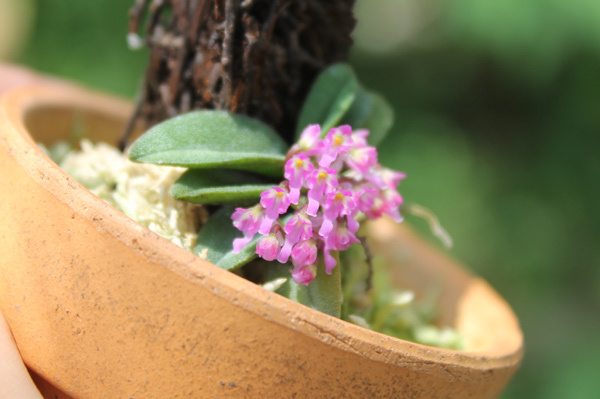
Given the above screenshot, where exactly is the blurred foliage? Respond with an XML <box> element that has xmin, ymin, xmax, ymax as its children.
<box><xmin>0</xmin><ymin>0</ymin><xmax>34</xmax><ymax>59</ymax></box>
<box><xmin>353</xmin><ymin>1</ymin><xmax>600</xmax><ymax>398</ymax></box>
<box><xmin>15</xmin><ymin>0</ymin><xmax>146</xmax><ymax>96</ymax></box>
<box><xmin>10</xmin><ymin>0</ymin><xmax>600</xmax><ymax>398</ymax></box>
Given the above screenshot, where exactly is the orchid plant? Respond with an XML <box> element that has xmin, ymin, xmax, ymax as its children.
<box><xmin>126</xmin><ymin>63</ymin><xmax>462</xmax><ymax>348</ymax></box>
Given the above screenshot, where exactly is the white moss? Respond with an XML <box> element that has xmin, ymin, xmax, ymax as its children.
<box><xmin>59</xmin><ymin>139</ymin><xmax>199</xmax><ymax>251</ymax></box>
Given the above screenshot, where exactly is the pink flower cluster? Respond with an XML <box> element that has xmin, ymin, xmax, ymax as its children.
<box><xmin>232</xmin><ymin>125</ymin><xmax>405</xmax><ymax>286</ymax></box>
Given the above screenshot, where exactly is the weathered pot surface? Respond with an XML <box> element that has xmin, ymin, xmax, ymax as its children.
<box><xmin>0</xmin><ymin>83</ymin><xmax>523</xmax><ymax>398</ymax></box>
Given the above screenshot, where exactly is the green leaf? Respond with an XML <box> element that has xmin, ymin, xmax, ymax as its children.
<box><xmin>274</xmin><ymin>253</ymin><xmax>343</xmax><ymax>318</ymax></box>
<box><xmin>341</xmin><ymin>86</ymin><xmax>395</xmax><ymax>146</ymax></box>
<box><xmin>171</xmin><ymin>169</ymin><xmax>274</xmax><ymax>206</ymax></box>
<box><xmin>296</xmin><ymin>64</ymin><xmax>359</xmax><ymax>138</ymax></box>
<box><xmin>193</xmin><ymin>206</ymin><xmax>258</xmax><ymax>271</ymax></box>
<box><xmin>129</xmin><ymin>110</ymin><xmax>288</xmax><ymax>177</ymax></box>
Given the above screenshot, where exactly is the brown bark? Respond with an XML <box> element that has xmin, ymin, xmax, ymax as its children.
<box><xmin>122</xmin><ymin>0</ymin><xmax>355</xmax><ymax>148</ymax></box>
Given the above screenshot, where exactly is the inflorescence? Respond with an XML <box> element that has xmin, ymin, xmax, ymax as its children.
<box><xmin>232</xmin><ymin>125</ymin><xmax>405</xmax><ymax>285</ymax></box>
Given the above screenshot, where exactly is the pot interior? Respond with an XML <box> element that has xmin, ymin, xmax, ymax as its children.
<box><xmin>24</xmin><ymin>104</ymin><xmax>130</xmax><ymax>147</ymax></box>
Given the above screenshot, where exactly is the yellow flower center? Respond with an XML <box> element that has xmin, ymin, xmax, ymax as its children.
<box><xmin>318</xmin><ymin>171</ymin><xmax>327</xmax><ymax>181</ymax></box>
<box><xmin>333</xmin><ymin>135</ymin><xmax>343</xmax><ymax>147</ymax></box>
<box><xmin>295</xmin><ymin>159</ymin><xmax>304</xmax><ymax>168</ymax></box>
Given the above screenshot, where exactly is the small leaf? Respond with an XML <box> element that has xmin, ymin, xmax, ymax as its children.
<box><xmin>341</xmin><ymin>86</ymin><xmax>395</xmax><ymax>146</ymax></box>
<box><xmin>296</xmin><ymin>64</ymin><xmax>359</xmax><ymax>138</ymax></box>
<box><xmin>129</xmin><ymin>110</ymin><xmax>288</xmax><ymax>177</ymax></box>
<box><xmin>172</xmin><ymin>169</ymin><xmax>274</xmax><ymax>205</ymax></box>
<box><xmin>194</xmin><ymin>206</ymin><xmax>258</xmax><ymax>271</ymax></box>
<box><xmin>274</xmin><ymin>254</ymin><xmax>343</xmax><ymax>318</ymax></box>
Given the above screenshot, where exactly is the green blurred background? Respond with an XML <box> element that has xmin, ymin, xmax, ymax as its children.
<box><xmin>2</xmin><ymin>0</ymin><xmax>599</xmax><ymax>397</ymax></box>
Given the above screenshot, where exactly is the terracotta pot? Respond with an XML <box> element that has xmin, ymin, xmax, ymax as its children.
<box><xmin>0</xmin><ymin>83</ymin><xmax>523</xmax><ymax>398</ymax></box>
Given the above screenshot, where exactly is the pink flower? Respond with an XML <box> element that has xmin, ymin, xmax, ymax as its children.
<box><xmin>233</xmin><ymin>236</ymin><xmax>253</xmax><ymax>253</ymax></box>
<box><xmin>365</xmin><ymin>166</ymin><xmax>406</xmax><ymax>191</ymax></box>
<box><xmin>306</xmin><ymin>167</ymin><xmax>338</xmax><ymax>216</ymax></box>
<box><xmin>323</xmin><ymin>224</ymin><xmax>360</xmax><ymax>274</ymax></box>
<box><xmin>232</xmin><ymin>205</ymin><xmax>264</xmax><ymax>253</ymax></box>
<box><xmin>277</xmin><ymin>210</ymin><xmax>313</xmax><ymax>263</ymax></box>
<box><xmin>351</xmin><ymin>129</ymin><xmax>369</xmax><ymax>147</ymax></box>
<box><xmin>256</xmin><ymin>226</ymin><xmax>284</xmax><ymax>261</ymax></box>
<box><xmin>345</xmin><ymin>146</ymin><xmax>378</xmax><ymax>176</ymax></box>
<box><xmin>380</xmin><ymin>168</ymin><xmax>406</xmax><ymax>190</ymax></box>
<box><xmin>346</xmin><ymin>214</ymin><xmax>360</xmax><ymax>234</ymax></box>
<box><xmin>291</xmin><ymin>263</ymin><xmax>317</xmax><ymax>286</ymax></box>
<box><xmin>327</xmin><ymin>222</ymin><xmax>360</xmax><ymax>252</ymax></box>
<box><xmin>381</xmin><ymin>189</ymin><xmax>404</xmax><ymax>223</ymax></box>
<box><xmin>322</xmin><ymin>247</ymin><xmax>337</xmax><ymax>275</ymax></box>
<box><xmin>284</xmin><ymin>155</ymin><xmax>314</xmax><ymax>204</ymax></box>
<box><xmin>360</xmin><ymin>188</ymin><xmax>403</xmax><ymax>222</ymax></box>
<box><xmin>232</xmin><ymin>204</ymin><xmax>263</xmax><ymax>233</ymax></box>
<box><xmin>284</xmin><ymin>210</ymin><xmax>313</xmax><ymax>242</ymax></box>
<box><xmin>259</xmin><ymin>185</ymin><xmax>291</xmax><ymax>234</ymax></box>
<box><xmin>318</xmin><ymin>125</ymin><xmax>353</xmax><ymax>168</ymax></box>
<box><xmin>319</xmin><ymin>190</ymin><xmax>356</xmax><ymax>237</ymax></box>
<box><xmin>289</xmin><ymin>124</ymin><xmax>322</xmax><ymax>157</ymax></box>
<box><xmin>356</xmin><ymin>184</ymin><xmax>378</xmax><ymax>213</ymax></box>
<box><xmin>291</xmin><ymin>239</ymin><xmax>318</xmax><ymax>267</ymax></box>
<box><xmin>322</xmin><ymin>223</ymin><xmax>359</xmax><ymax>275</ymax></box>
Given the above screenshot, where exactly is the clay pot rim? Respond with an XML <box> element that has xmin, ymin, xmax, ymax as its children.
<box><xmin>0</xmin><ymin>84</ymin><xmax>523</xmax><ymax>380</ymax></box>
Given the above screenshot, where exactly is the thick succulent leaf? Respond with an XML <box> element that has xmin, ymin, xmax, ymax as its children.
<box><xmin>296</xmin><ymin>64</ymin><xmax>359</xmax><ymax>139</ymax></box>
<box><xmin>129</xmin><ymin>110</ymin><xmax>288</xmax><ymax>177</ymax></box>
<box><xmin>341</xmin><ymin>86</ymin><xmax>395</xmax><ymax>146</ymax></box>
<box><xmin>273</xmin><ymin>255</ymin><xmax>343</xmax><ymax>318</ymax></box>
<box><xmin>193</xmin><ymin>206</ymin><xmax>258</xmax><ymax>271</ymax></box>
<box><xmin>171</xmin><ymin>169</ymin><xmax>274</xmax><ymax>205</ymax></box>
